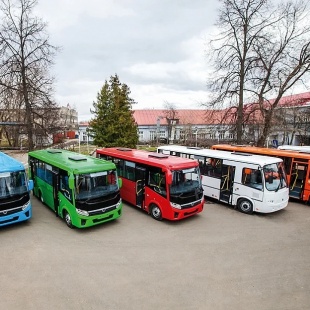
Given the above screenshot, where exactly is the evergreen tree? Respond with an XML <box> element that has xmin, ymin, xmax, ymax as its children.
<box><xmin>89</xmin><ymin>74</ymin><xmax>138</xmax><ymax>148</ymax></box>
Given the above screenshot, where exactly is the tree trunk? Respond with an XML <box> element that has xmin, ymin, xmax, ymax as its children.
<box><xmin>257</xmin><ymin>111</ymin><xmax>273</xmax><ymax>147</ymax></box>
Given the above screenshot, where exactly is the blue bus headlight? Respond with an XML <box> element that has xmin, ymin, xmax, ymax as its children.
<box><xmin>22</xmin><ymin>201</ymin><xmax>30</xmax><ymax>210</ymax></box>
<box><xmin>76</xmin><ymin>209</ymin><xmax>89</xmax><ymax>216</ymax></box>
<box><xmin>170</xmin><ymin>202</ymin><xmax>181</xmax><ymax>209</ymax></box>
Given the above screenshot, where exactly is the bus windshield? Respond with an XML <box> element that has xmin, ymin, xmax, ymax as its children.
<box><xmin>0</xmin><ymin>171</ymin><xmax>28</xmax><ymax>198</ymax></box>
<box><xmin>263</xmin><ymin>163</ymin><xmax>287</xmax><ymax>191</ymax></box>
<box><xmin>170</xmin><ymin>167</ymin><xmax>202</xmax><ymax>195</ymax></box>
<box><xmin>75</xmin><ymin>170</ymin><xmax>119</xmax><ymax>200</ymax></box>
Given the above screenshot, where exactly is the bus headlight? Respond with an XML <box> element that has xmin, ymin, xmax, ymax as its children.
<box><xmin>22</xmin><ymin>201</ymin><xmax>30</xmax><ymax>210</ymax></box>
<box><xmin>170</xmin><ymin>202</ymin><xmax>181</xmax><ymax>210</ymax></box>
<box><xmin>76</xmin><ymin>209</ymin><xmax>89</xmax><ymax>216</ymax></box>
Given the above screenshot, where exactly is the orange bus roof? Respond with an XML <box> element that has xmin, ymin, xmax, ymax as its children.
<box><xmin>212</xmin><ymin>144</ymin><xmax>310</xmax><ymax>160</ymax></box>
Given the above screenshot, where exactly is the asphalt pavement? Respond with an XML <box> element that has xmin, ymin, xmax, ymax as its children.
<box><xmin>1</xmin><ymin>197</ymin><xmax>310</xmax><ymax>310</ymax></box>
<box><xmin>1</xmin><ymin>149</ymin><xmax>310</xmax><ymax>309</ymax></box>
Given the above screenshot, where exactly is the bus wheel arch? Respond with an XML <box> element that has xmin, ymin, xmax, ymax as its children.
<box><xmin>149</xmin><ymin>203</ymin><xmax>163</xmax><ymax>221</ymax></box>
<box><xmin>37</xmin><ymin>189</ymin><xmax>44</xmax><ymax>204</ymax></box>
<box><xmin>237</xmin><ymin>198</ymin><xmax>254</xmax><ymax>215</ymax></box>
<box><xmin>63</xmin><ymin>209</ymin><xmax>74</xmax><ymax>228</ymax></box>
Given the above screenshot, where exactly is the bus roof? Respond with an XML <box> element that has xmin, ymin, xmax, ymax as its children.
<box><xmin>0</xmin><ymin>152</ymin><xmax>25</xmax><ymax>173</ymax></box>
<box><xmin>158</xmin><ymin>145</ymin><xmax>283</xmax><ymax>166</ymax></box>
<box><xmin>212</xmin><ymin>144</ymin><xmax>310</xmax><ymax>160</ymax></box>
<box><xmin>28</xmin><ymin>149</ymin><xmax>116</xmax><ymax>174</ymax></box>
<box><xmin>96</xmin><ymin>147</ymin><xmax>200</xmax><ymax>170</ymax></box>
<box><xmin>278</xmin><ymin>145</ymin><xmax>310</xmax><ymax>153</ymax></box>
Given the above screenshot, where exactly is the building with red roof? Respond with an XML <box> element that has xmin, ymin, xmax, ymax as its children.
<box><xmin>79</xmin><ymin>91</ymin><xmax>310</xmax><ymax>147</ymax></box>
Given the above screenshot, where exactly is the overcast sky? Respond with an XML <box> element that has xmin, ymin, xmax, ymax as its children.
<box><xmin>34</xmin><ymin>0</ymin><xmax>219</xmax><ymax>121</ymax></box>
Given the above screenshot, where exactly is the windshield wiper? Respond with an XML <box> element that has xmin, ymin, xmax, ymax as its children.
<box><xmin>275</xmin><ymin>180</ymin><xmax>282</xmax><ymax>192</ymax></box>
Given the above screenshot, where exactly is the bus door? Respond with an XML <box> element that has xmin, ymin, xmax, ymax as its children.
<box><xmin>52</xmin><ymin>172</ymin><xmax>60</xmax><ymax>216</ymax></box>
<box><xmin>220</xmin><ymin>164</ymin><xmax>235</xmax><ymax>204</ymax></box>
<box><xmin>135</xmin><ymin>166</ymin><xmax>146</xmax><ymax>208</ymax></box>
<box><xmin>289</xmin><ymin>161</ymin><xmax>307</xmax><ymax>199</ymax></box>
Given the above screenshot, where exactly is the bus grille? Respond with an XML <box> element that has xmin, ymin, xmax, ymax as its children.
<box><xmin>0</xmin><ymin>206</ymin><xmax>24</xmax><ymax>217</ymax></box>
<box><xmin>88</xmin><ymin>205</ymin><xmax>117</xmax><ymax>216</ymax></box>
<box><xmin>181</xmin><ymin>199</ymin><xmax>202</xmax><ymax>210</ymax></box>
<box><xmin>75</xmin><ymin>193</ymin><xmax>121</xmax><ymax>212</ymax></box>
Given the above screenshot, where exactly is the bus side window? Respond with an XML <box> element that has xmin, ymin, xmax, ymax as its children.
<box><xmin>209</xmin><ymin>158</ymin><xmax>222</xmax><ymax>178</ymax></box>
<box><xmin>205</xmin><ymin>157</ymin><xmax>215</xmax><ymax>176</ymax></box>
<box><xmin>125</xmin><ymin>161</ymin><xmax>135</xmax><ymax>181</ymax></box>
<box><xmin>60</xmin><ymin>173</ymin><xmax>72</xmax><ymax>201</ymax></box>
<box><xmin>149</xmin><ymin>170</ymin><xmax>166</xmax><ymax>197</ymax></box>
<box><xmin>242</xmin><ymin>168</ymin><xmax>262</xmax><ymax>190</ymax></box>
<box><xmin>114</xmin><ymin>159</ymin><xmax>125</xmax><ymax>177</ymax></box>
<box><xmin>198</xmin><ymin>158</ymin><xmax>207</xmax><ymax>175</ymax></box>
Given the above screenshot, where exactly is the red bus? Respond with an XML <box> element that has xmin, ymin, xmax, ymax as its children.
<box><xmin>96</xmin><ymin>148</ymin><xmax>205</xmax><ymax>221</ymax></box>
<box><xmin>212</xmin><ymin>144</ymin><xmax>310</xmax><ymax>202</ymax></box>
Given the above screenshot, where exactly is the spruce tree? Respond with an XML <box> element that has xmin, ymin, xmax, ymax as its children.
<box><xmin>89</xmin><ymin>74</ymin><xmax>138</xmax><ymax>148</ymax></box>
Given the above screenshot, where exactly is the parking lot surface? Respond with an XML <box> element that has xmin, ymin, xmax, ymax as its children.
<box><xmin>1</xmin><ymin>197</ymin><xmax>310</xmax><ymax>310</ymax></box>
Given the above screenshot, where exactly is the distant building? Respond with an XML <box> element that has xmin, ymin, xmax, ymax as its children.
<box><xmin>0</xmin><ymin>104</ymin><xmax>78</xmax><ymax>148</ymax></box>
<box><xmin>78</xmin><ymin>91</ymin><xmax>310</xmax><ymax>147</ymax></box>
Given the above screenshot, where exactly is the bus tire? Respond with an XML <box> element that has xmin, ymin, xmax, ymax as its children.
<box><xmin>150</xmin><ymin>204</ymin><xmax>162</xmax><ymax>221</ymax></box>
<box><xmin>38</xmin><ymin>190</ymin><xmax>44</xmax><ymax>204</ymax></box>
<box><xmin>63</xmin><ymin>210</ymin><xmax>74</xmax><ymax>228</ymax></box>
<box><xmin>237</xmin><ymin>198</ymin><xmax>253</xmax><ymax>215</ymax></box>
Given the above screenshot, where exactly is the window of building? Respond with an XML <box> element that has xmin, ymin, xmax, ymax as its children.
<box><xmin>150</xmin><ymin>131</ymin><xmax>156</xmax><ymax>140</ymax></box>
<box><xmin>219</xmin><ymin>131</ymin><xmax>225</xmax><ymax>140</ymax></box>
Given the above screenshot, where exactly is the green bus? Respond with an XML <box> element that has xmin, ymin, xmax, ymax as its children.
<box><xmin>28</xmin><ymin>149</ymin><xmax>122</xmax><ymax>228</ymax></box>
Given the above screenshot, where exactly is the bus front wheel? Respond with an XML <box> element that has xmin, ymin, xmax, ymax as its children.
<box><xmin>63</xmin><ymin>210</ymin><xmax>74</xmax><ymax>228</ymax></box>
<box><xmin>150</xmin><ymin>204</ymin><xmax>162</xmax><ymax>221</ymax></box>
<box><xmin>237</xmin><ymin>199</ymin><xmax>253</xmax><ymax>215</ymax></box>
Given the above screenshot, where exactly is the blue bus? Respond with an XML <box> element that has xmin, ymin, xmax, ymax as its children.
<box><xmin>0</xmin><ymin>152</ymin><xmax>34</xmax><ymax>227</ymax></box>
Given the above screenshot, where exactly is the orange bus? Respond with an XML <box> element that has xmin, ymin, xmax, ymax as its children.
<box><xmin>96</xmin><ymin>148</ymin><xmax>205</xmax><ymax>221</ymax></box>
<box><xmin>211</xmin><ymin>144</ymin><xmax>310</xmax><ymax>202</ymax></box>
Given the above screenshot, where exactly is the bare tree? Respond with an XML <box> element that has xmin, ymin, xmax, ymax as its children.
<box><xmin>163</xmin><ymin>101</ymin><xmax>179</xmax><ymax>144</ymax></box>
<box><xmin>0</xmin><ymin>0</ymin><xmax>58</xmax><ymax>150</ymax></box>
<box><xmin>248</xmin><ymin>1</ymin><xmax>310</xmax><ymax>146</ymax></box>
<box><xmin>206</xmin><ymin>0</ymin><xmax>310</xmax><ymax>146</ymax></box>
<box><xmin>206</xmin><ymin>0</ymin><xmax>274</xmax><ymax>143</ymax></box>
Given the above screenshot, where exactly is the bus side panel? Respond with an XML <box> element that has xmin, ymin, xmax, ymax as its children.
<box><xmin>144</xmin><ymin>187</ymin><xmax>170</xmax><ymax>216</ymax></box>
<box><xmin>34</xmin><ymin>177</ymin><xmax>55</xmax><ymax>210</ymax></box>
<box><xmin>201</xmin><ymin>176</ymin><xmax>221</xmax><ymax>200</ymax></box>
<box><xmin>119</xmin><ymin>177</ymin><xmax>137</xmax><ymax>206</ymax></box>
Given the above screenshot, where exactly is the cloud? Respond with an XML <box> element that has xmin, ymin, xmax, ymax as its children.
<box><xmin>34</xmin><ymin>0</ymin><xmax>219</xmax><ymax>121</ymax></box>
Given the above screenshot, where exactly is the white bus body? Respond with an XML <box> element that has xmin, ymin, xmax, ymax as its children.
<box><xmin>158</xmin><ymin>145</ymin><xmax>289</xmax><ymax>214</ymax></box>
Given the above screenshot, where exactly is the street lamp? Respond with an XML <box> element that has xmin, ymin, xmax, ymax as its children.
<box><xmin>195</xmin><ymin>127</ymin><xmax>198</xmax><ymax>147</ymax></box>
<box><xmin>78</xmin><ymin>130</ymin><xmax>81</xmax><ymax>153</ymax></box>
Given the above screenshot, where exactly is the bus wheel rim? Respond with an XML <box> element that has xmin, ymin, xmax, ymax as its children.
<box><xmin>152</xmin><ymin>206</ymin><xmax>161</xmax><ymax>218</ymax></box>
<box><xmin>241</xmin><ymin>200</ymin><xmax>251</xmax><ymax>212</ymax></box>
<box><xmin>65</xmin><ymin>212</ymin><xmax>71</xmax><ymax>225</ymax></box>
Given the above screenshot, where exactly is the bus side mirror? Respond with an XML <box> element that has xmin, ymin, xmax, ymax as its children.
<box><xmin>28</xmin><ymin>180</ymin><xmax>34</xmax><ymax>191</ymax></box>
<box><xmin>68</xmin><ymin>175</ymin><xmax>75</xmax><ymax>189</ymax></box>
<box><xmin>118</xmin><ymin>177</ymin><xmax>122</xmax><ymax>188</ymax></box>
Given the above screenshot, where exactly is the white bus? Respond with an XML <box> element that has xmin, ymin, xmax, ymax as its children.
<box><xmin>157</xmin><ymin>145</ymin><xmax>289</xmax><ymax>214</ymax></box>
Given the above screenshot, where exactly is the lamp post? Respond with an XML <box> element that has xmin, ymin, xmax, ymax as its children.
<box><xmin>78</xmin><ymin>130</ymin><xmax>81</xmax><ymax>153</ymax></box>
<box><xmin>195</xmin><ymin>127</ymin><xmax>198</xmax><ymax>147</ymax></box>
